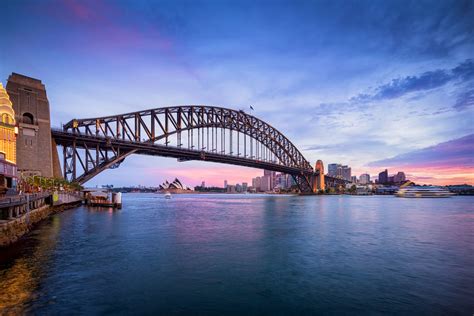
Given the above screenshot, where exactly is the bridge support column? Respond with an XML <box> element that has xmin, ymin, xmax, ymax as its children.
<box><xmin>312</xmin><ymin>160</ymin><xmax>325</xmax><ymax>193</ymax></box>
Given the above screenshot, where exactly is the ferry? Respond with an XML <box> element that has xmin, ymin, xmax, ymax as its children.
<box><xmin>395</xmin><ymin>186</ymin><xmax>454</xmax><ymax>198</ymax></box>
<box><xmin>164</xmin><ymin>192</ymin><xmax>172</xmax><ymax>199</ymax></box>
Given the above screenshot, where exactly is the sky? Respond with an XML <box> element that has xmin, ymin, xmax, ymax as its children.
<box><xmin>1</xmin><ymin>0</ymin><xmax>473</xmax><ymax>187</ymax></box>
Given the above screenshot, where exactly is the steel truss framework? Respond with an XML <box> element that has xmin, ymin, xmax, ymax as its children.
<box><xmin>53</xmin><ymin>105</ymin><xmax>323</xmax><ymax>192</ymax></box>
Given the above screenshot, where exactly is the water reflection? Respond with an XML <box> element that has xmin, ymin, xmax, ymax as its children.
<box><xmin>0</xmin><ymin>194</ymin><xmax>473</xmax><ymax>314</ymax></box>
<box><xmin>0</xmin><ymin>216</ymin><xmax>61</xmax><ymax>313</ymax></box>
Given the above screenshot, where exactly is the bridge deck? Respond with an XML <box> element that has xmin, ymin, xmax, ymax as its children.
<box><xmin>52</xmin><ymin>130</ymin><xmax>314</xmax><ymax>177</ymax></box>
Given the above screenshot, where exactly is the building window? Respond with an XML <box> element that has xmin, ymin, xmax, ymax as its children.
<box><xmin>23</xmin><ymin>112</ymin><xmax>34</xmax><ymax>125</ymax></box>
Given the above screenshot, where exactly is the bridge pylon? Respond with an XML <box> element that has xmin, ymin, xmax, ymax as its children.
<box><xmin>312</xmin><ymin>160</ymin><xmax>325</xmax><ymax>193</ymax></box>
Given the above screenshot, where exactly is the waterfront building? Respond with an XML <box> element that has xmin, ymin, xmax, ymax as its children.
<box><xmin>236</xmin><ymin>183</ymin><xmax>242</xmax><ymax>193</ymax></box>
<box><xmin>242</xmin><ymin>182</ymin><xmax>248</xmax><ymax>192</ymax></box>
<box><xmin>0</xmin><ymin>83</ymin><xmax>16</xmax><ymax>164</ymax></box>
<box><xmin>201</xmin><ymin>181</ymin><xmax>205</xmax><ymax>188</ymax></box>
<box><xmin>6</xmin><ymin>73</ymin><xmax>61</xmax><ymax>178</ymax></box>
<box><xmin>341</xmin><ymin>165</ymin><xmax>351</xmax><ymax>181</ymax></box>
<box><xmin>327</xmin><ymin>163</ymin><xmax>338</xmax><ymax>177</ymax></box>
<box><xmin>327</xmin><ymin>163</ymin><xmax>351</xmax><ymax>181</ymax></box>
<box><xmin>158</xmin><ymin>178</ymin><xmax>193</xmax><ymax>191</ymax></box>
<box><xmin>378</xmin><ymin>169</ymin><xmax>388</xmax><ymax>184</ymax></box>
<box><xmin>227</xmin><ymin>185</ymin><xmax>236</xmax><ymax>193</ymax></box>
<box><xmin>446</xmin><ymin>184</ymin><xmax>474</xmax><ymax>195</ymax></box>
<box><xmin>264</xmin><ymin>170</ymin><xmax>276</xmax><ymax>190</ymax></box>
<box><xmin>260</xmin><ymin>175</ymin><xmax>272</xmax><ymax>192</ymax></box>
<box><xmin>275</xmin><ymin>173</ymin><xmax>288</xmax><ymax>189</ymax></box>
<box><xmin>252</xmin><ymin>177</ymin><xmax>261</xmax><ymax>192</ymax></box>
<box><xmin>287</xmin><ymin>175</ymin><xmax>297</xmax><ymax>188</ymax></box>
<box><xmin>359</xmin><ymin>173</ymin><xmax>370</xmax><ymax>184</ymax></box>
<box><xmin>393</xmin><ymin>172</ymin><xmax>406</xmax><ymax>183</ymax></box>
<box><xmin>224</xmin><ymin>180</ymin><xmax>228</xmax><ymax>189</ymax></box>
<box><xmin>351</xmin><ymin>176</ymin><xmax>357</xmax><ymax>183</ymax></box>
<box><xmin>0</xmin><ymin>83</ymin><xmax>18</xmax><ymax>193</ymax></box>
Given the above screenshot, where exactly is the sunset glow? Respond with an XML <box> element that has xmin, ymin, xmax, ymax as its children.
<box><xmin>1</xmin><ymin>0</ymin><xmax>473</xmax><ymax>186</ymax></box>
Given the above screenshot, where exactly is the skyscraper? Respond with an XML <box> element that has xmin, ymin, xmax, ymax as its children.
<box><xmin>260</xmin><ymin>175</ymin><xmax>271</xmax><ymax>192</ymax></box>
<box><xmin>327</xmin><ymin>163</ymin><xmax>351</xmax><ymax>181</ymax></box>
<box><xmin>264</xmin><ymin>170</ymin><xmax>276</xmax><ymax>190</ymax></box>
<box><xmin>359</xmin><ymin>173</ymin><xmax>370</xmax><ymax>184</ymax></box>
<box><xmin>378</xmin><ymin>169</ymin><xmax>388</xmax><ymax>184</ymax></box>
<box><xmin>252</xmin><ymin>177</ymin><xmax>261</xmax><ymax>192</ymax></box>
<box><xmin>341</xmin><ymin>165</ymin><xmax>351</xmax><ymax>181</ymax></box>
<box><xmin>328</xmin><ymin>163</ymin><xmax>339</xmax><ymax>177</ymax></box>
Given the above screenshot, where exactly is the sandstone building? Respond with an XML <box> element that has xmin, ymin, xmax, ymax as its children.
<box><xmin>6</xmin><ymin>73</ymin><xmax>61</xmax><ymax>178</ymax></box>
<box><xmin>0</xmin><ymin>82</ymin><xmax>18</xmax><ymax>191</ymax></box>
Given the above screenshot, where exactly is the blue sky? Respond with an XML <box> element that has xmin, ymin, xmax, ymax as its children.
<box><xmin>1</xmin><ymin>0</ymin><xmax>473</xmax><ymax>186</ymax></box>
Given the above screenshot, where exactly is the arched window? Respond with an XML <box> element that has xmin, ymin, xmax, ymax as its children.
<box><xmin>23</xmin><ymin>112</ymin><xmax>34</xmax><ymax>125</ymax></box>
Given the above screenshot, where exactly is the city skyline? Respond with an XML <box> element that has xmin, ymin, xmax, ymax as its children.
<box><xmin>1</xmin><ymin>0</ymin><xmax>473</xmax><ymax>187</ymax></box>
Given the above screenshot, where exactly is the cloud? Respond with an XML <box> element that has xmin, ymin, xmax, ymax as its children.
<box><xmin>368</xmin><ymin>134</ymin><xmax>474</xmax><ymax>169</ymax></box>
<box><xmin>453</xmin><ymin>88</ymin><xmax>474</xmax><ymax>110</ymax></box>
<box><xmin>351</xmin><ymin>59</ymin><xmax>474</xmax><ymax>102</ymax></box>
<box><xmin>452</xmin><ymin>59</ymin><xmax>474</xmax><ymax>81</ymax></box>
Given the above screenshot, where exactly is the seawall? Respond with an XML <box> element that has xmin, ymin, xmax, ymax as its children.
<box><xmin>0</xmin><ymin>193</ymin><xmax>82</xmax><ymax>248</ymax></box>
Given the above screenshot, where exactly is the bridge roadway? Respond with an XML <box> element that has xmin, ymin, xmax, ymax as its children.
<box><xmin>51</xmin><ymin>129</ymin><xmax>316</xmax><ymax>178</ymax></box>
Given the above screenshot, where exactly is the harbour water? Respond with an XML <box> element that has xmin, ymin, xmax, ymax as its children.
<box><xmin>1</xmin><ymin>194</ymin><xmax>473</xmax><ymax>314</ymax></box>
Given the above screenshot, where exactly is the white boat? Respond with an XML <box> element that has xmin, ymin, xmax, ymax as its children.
<box><xmin>395</xmin><ymin>186</ymin><xmax>454</xmax><ymax>198</ymax></box>
<box><xmin>164</xmin><ymin>192</ymin><xmax>172</xmax><ymax>199</ymax></box>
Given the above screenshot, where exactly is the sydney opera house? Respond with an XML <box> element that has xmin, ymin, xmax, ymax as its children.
<box><xmin>158</xmin><ymin>178</ymin><xmax>193</xmax><ymax>192</ymax></box>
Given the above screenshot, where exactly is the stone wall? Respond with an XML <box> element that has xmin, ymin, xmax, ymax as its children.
<box><xmin>0</xmin><ymin>193</ymin><xmax>83</xmax><ymax>247</ymax></box>
<box><xmin>0</xmin><ymin>205</ymin><xmax>51</xmax><ymax>247</ymax></box>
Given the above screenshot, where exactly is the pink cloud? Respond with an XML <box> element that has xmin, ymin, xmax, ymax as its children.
<box><xmin>365</xmin><ymin>134</ymin><xmax>474</xmax><ymax>185</ymax></box>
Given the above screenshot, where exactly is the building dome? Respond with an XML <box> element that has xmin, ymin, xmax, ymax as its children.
<box><xmin>0</xmin><ymin>82</ymin><xmax>15</xmax><ymax>124</ymax></box>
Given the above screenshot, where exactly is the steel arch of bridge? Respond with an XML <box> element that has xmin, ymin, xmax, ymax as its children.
<box><xmin>52</xmin><ymin>105</ymin><xmax>319</xmax><ymax>192</ymax></box>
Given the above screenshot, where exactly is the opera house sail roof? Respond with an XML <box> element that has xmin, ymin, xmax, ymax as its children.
<box><xmin>158</xmin><ymin>178</ymin><xmax>192</xmax><ymax>191</ymax></box>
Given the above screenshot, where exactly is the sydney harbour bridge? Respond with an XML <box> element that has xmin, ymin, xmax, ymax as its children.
<box><xmin>51</xmin><ymin>105</ymin><xmax>344</xmax><ymax>193</ymax></box>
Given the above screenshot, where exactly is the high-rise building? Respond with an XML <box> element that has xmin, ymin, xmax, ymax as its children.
<box><xmin>327</xmin><ymin>163</ymin><xmax>351</xmax><ymax>181</ymax></box>
<box><xmin>341</xmin><ymin>165</ymin><xmax>351</xmax><ymax>181</ymax></box>
<box><xmin>393</xmin><ymin>172</ymin><xmax>406</xmax><ymax>183</ymax></box>
<box><xmin>275</xmin><ymin>173</ymin><xmax>288</xmax><ymax>189</ymax></box>
<box><xmin>260</xmin><ymin>175</ymin><xmax>272</xmax><ymax>192</ymax></box>
<box><xmin>378</xmin><ymin>169</ymin><xmax>388</xmax><ymax>184</ymax></box>
<box><xmin>328</xmin><ymin>163</ymin><xmax>339</xmax><ymax>177</ymax></box>
<box><xmin>287</xmin><ymin>175</ymin><xmax>297</xmax><ymax>188</ymax></box>
<box><xmin>263</xmin><ymin>170</ymin><xmax>276</xmax><ymax>190</ymax></box>
<box><xmin>224</xmin><ymin>180</ymin><xmax>228</xmax><ymax>188</ymax></box>
<box><xmin>252</xmin><ymin>177</ymin><xmax>261</xmax><ymax>192</ymax></box>
<box><xmin>242</xmin><ymin>182</ymin><xmax>248</xmax><ymax>192</ymax></box>
<box><xmin>359</xmin><ymin>173</ymin><xmax>370</xmax><ymax>184</ymax></box>
<box><xmin>351</xmin><ymin>176</ymin><xmax>357</xmax><ymax>183</ymax></box>
<box><xmin>201</xmin><ymin>181</ymin><xmax>206</xmax><ymax>188</ymax></box>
